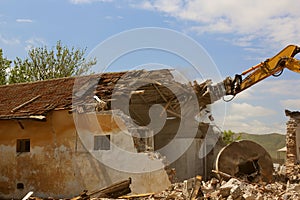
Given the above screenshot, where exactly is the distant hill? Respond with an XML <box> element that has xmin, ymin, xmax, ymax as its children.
<box><xmin>239</xmin><ymin>132</ymin><xmax>286</xmax><ymax>162</ymax></box>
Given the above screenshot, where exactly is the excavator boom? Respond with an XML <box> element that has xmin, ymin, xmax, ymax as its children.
<box><xmin>221</xmin><ymin>45</ymin><xmax>300</xmax><ymax>96</ymax></box>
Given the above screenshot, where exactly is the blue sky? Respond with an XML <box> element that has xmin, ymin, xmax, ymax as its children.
<box><xmin>1</xmin><ymin>0</ymin><xmax>300</xmax><ymax>134</ymax></box>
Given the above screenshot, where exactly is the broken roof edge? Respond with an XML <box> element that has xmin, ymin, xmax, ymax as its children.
<box><xmin>0</xmin><ymin>76</ymin><xmax>75</xmax><ymax>89</ymax></box>
<box><xmin>0</xmin><ymin>70</ymin><xmax>130</xmax><ymax>89</ymax></box>
<box><xmin>0</xmin><ymin>69</ymin><xmax>177</xmax><ymax>91</ymax></box>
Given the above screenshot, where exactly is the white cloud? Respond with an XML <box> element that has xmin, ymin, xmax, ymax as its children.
<box><xmin>104</xmin><ymin>15</ymin><xmax>123</xmax><ymax>20</ymax></box>
<box><xmin>132</xmin><ymin>1</ymin><xmax>153</xmax><ymax>10</ymax></box>
<box><xmin>69</xmin><ymin>0</ymin><xmax>112</xmax><ymax>4</ymax></box>
<box><xmin>132</xmin><ymin>0</ymin><xmax>182</xmax><ymax>12</ymax></box>
<box><xmin>228</xmin><ymin>102</ymin><xmax>276</xmax><ymax>119</ymax></box>
<box><xmin>254</xmin><ymin>80</ymin><xmax>300</xmax><ymax>97</ymax></box>
<box><xmin>25</xmin><ymin>38</ymin><xmax>46</xmax><ymax>51</ymax></box>
<box><xmin>16</xmin><ymin>19</ymin><xmax>33</xmax><ymax>23</ymax></box>
<box><xmin>0</xmin><ymin>35</ymin><xmax>20</xmax><ymax>45</ymax></box>
<box><xmin>104</xmin><ymin>16</ymin><xmax>113</xmax><ymax>20</ymax></box>
<box><xmin>280</xmin><ymin>99</ymin><xmax>300</xmax><ymax>110</ymax></box>
<box><xmin>221</xmin><ymin>102</ymin><xmax>280</xmax><ymax>134</ymax></box>
<box><xmin>131</xmin><ymin>0</ymin><xmax>300</xmax><ymax>48</ymax></box>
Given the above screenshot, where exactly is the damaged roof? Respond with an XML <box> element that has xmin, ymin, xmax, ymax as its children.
<box><xmin>0</xmin><ymin>77</ymin><xmax>74</xmax><ymax>119</ymax></box>
<box><xmin>0</xmin><ymin>71</ymin><xmax>125</xmax><ymax>120</ymax></box>
<box><xmin>0</xmin><ymin>69</ymin><xmax>213</xmax><ymax>121</ymax></box>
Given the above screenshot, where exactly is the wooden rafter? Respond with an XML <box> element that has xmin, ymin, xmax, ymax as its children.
<box><xmin>11</xmin><ymin>95</ymin><xmax>41</xmax><ymax>113</ymax></box>
<box><xmin>153</xmin><ymin>84</ymin><xmax>180</xmax><ymax>117</ymax></box>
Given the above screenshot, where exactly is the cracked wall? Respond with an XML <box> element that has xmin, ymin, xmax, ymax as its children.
<box><xmin>0</xmin><ymin>110</ymin><xmax>171</xmax><ymax>199</ymax></box>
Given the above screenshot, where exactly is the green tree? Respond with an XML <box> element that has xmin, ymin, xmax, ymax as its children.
<box><xmin>222</xmin><ymin>130</ymin><xmax>241</xmax><ymax>144</ymax></box>
<box><xmin>9</xmin><ymin>41</ymin><xmax>96</xmax><ymax>83</ymax></box>
<box><xmin>0</xmin><ymin>49</ymin><xmax>11</xmax><ymax>85</ymax></box>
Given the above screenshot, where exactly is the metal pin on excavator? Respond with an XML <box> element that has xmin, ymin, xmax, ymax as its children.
<box><xmin>210</xmin><ymin>44</ymin><xmax>300</xmax><ymax>102</ymax></box>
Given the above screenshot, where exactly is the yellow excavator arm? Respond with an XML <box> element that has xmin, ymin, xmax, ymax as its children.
<box><xmin>222</xmin><ymin>45</ymin><xmax>300</xmax><ymax>96</ymax></box>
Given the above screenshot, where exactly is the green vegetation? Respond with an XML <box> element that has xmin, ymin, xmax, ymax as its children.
<box><xmin>222</xmin><ymin>130</ymin><xmax>241</xmax><ymax>144</ymax></box>
<box><xmin>0</xmin><ymin>49</ymin><xmax>12</xmax><ymax>85</ymax></box>
<box><xmin>0</xmin><ymin>41</ymin><xmax>96</xmax><ymax>85</ymax></box>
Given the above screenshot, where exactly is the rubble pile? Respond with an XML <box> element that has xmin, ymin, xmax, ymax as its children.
<box><xmin>131</xmin><ymin>177</ymin><xmax>300</xmax><ymax>200</ymax></box>
<box><xmin>27</xmin><ymin>176</ymin><xmax>300</xmax><ymax>200</ymax></box>
<box><xmin>201</xmin><ymin>178</ymin><xmax>300</xmax><ymax>200</ymax></box>
<box><xmin>286</xmin><ymin>164</ymin><xmax>300</xmax><ymax>182</ymax></box>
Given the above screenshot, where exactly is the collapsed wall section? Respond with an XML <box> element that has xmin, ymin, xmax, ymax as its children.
<box><xmin>73</xmin><ymin>69</ymin><xmax>224</xmax><ymax>181</ymax></box>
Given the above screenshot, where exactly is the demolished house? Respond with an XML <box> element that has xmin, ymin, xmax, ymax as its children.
<box><xmin>0</xmin><ymin>69</ymin><xmax>223</xmax><ymax>199</ymax></box>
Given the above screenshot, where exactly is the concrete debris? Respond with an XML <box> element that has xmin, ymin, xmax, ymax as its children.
<box><xmin>285</xmin><ymin>163</ymin><xmax>300</xmax><ymax>182</ymax></box>
<box><xmin>219</xmin><ymin>178</ymin><xmax>241</xmax><ymax>198</ymax></box>
<box><xmin>27</xmin><ymin>173</ymin><xmax>300</xmax><ymax>200</ymax></box>
<box><xmin>114</xmin><ymin>176</ymin><xmax>300</xmax><ymax>200</ymax></box>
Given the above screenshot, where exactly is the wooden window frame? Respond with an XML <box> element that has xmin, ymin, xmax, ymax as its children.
<box><xmin>16</xmin><ymin>139</ymin><xmax>30</xmax><ymax>153</ymax></box>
